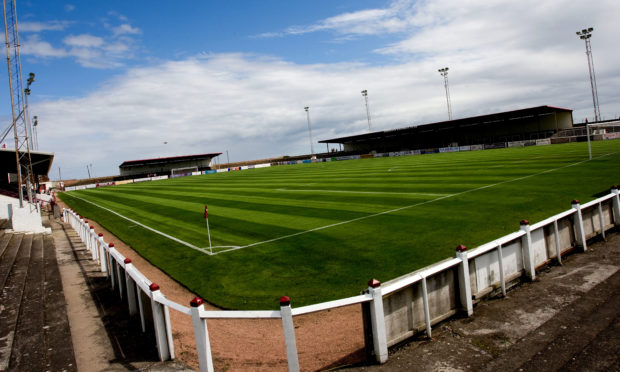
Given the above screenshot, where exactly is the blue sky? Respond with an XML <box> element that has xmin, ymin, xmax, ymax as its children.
<box><xmin>1</xmin><ymin>0</ymin><xmax>619</xmax><ymax>179</ymax></box>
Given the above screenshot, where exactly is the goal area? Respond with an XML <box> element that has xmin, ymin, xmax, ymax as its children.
<box><xmin>171</xmin><ymin>166</ymin><xmax>199</xmax><ymax>175</ymax></box>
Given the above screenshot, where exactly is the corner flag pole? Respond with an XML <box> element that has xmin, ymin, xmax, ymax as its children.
<box><xmin>204</xmin><ymin>205</ymin><xmax>212</xmax><ymax>254</ymax></box>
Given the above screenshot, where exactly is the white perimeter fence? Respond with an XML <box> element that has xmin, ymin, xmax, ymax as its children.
<box><xmin>62</xmin><ymin>186</ymin><xmax>620</xmax><ymax>372</ymax></box>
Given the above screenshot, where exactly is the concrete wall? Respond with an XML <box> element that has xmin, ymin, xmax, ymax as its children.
<box><xmin>1</xmin><ymin>194</ymin><xmax>50</xmax><ymax>233</ymax></box>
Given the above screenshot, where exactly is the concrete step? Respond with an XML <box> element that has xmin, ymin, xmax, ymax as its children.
<box><xmin>0</xmin><ymin>233</ymin><xmax>77</xmax><ymax>372</ymax></box>
<box><xmin>0</xmin><ymin>234</ymin><xmax>24</xmax><ymax>290</ymax></box>
<box><xmin>0</xmin><ymin>233</ymin><xmax>33</xmax><ymax>371</ymax></box>
<box><xmin>9</xmin><ymin>234</ymin><xmax>45</xmax><ymax>371</ymax></box>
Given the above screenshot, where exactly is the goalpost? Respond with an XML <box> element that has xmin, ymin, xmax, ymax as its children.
<box><xmin>586</xmin><ymin>121</ymin><xmax>620</xmax><ymax>160</ymax></box>
<box><xmin>171</xmin><ymin>166</ymin><xmax>199</xmax><ymax>176</ymax></box>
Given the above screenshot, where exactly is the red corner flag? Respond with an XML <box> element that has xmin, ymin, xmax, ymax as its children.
<box><xmin>204</xmin><ymin>205</ymin><xmax>208</xmax><ymax>219</ymax></box>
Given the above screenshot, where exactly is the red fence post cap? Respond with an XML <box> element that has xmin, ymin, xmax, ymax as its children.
<box><xmin>520</xmin><ymin>219</ymin><xmax>529</xmax><ymax>226</ymax></box>
<box><xmin>109</xmin><ymin>243</ymin><xmax>114</xmax><ymax>248</ymax></box>
<box><xmin>90</xmin><ymin>225</ymin><xmax>94</xmax><ymax>229</ymax></box>
<box><xmin>149</xmin><ymin>283</ymin><xmax>160</xmax><ymax>291</ymax></box>
<box><xmin>456</xmin><ymin>244</ymin><xmax>467</xmax><ymax>252</ymax></box>
<box><xmin>368</xmin><ymin>278</ymin><xmax>381</xmax><ymax>288</ymax></box>
<box><xmin>124</xmin><ymin>258</ymin><xmax>132</xmax><ymax>264</ymax></box>
<box><xmin>572</xmin><ymin>199</ymin><xmax>580</xmax><ymax>204</ymax></box>
<box><xmin>280</xmin><ymin>296</ymin><xmax>291</xmax><ymax>306</ymax></box>
<box><xmin>612</xmin><ymin>185</ymin><xmax>618</xmax><ymax>190</ymax></box>
<box><xmin>98</xmin><ymin>233</ymin><xmax>103</xmax><ymax>237</ymax></box>
<box><xmin>83</xmin><ymin>220</ymin><xmax>87</xmax><ymax>223</ymax></box>
<box><xmin>190</xmin><ymin>297</ymin><xmax>204</xmax><ymax>307</ymax></box>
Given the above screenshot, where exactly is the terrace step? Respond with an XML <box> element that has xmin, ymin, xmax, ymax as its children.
<box><xmin>0</xmin><ymin>233</ymin><xmax>76</xmax><ymax>371</ymax></box>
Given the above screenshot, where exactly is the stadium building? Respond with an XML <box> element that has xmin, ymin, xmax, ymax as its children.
<box><xmin>119</xmin><ymin>153</ymin><xmax>222</xmax><ymax>178</ymax></box>
<box><xmin>320</xmin><ymin>105</ymin><xmax>575</xmax><ymax>153</ymax></box>
<box><xmin>0</xmin><ymin>148</ymin><xmax>54</xmax><ymax>194</ymax></box>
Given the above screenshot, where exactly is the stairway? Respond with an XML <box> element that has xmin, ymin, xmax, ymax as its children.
<box><xmin>0</xmin><ymin>231</ymin><xmax>76</xmax><ymax>371</ymax></box>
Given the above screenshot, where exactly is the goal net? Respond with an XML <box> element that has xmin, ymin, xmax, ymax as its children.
<box><xmin>586</xmin><ymin>120</ymin><xmax>620</xmax><ymax>159</ymax></box>
<box><xmin>171</xmin><ymin>166</ymin><xmax>198</xmax><ymax>175</ymax></box>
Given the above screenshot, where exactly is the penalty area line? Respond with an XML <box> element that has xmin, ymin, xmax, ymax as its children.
<box><xmin>276</xmin><ymin>188</ymin><xmax>448</xmax><ymax>196</ymax></box>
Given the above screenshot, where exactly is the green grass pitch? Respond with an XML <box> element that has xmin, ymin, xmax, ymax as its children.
<box><xmin>58</xmin><ymin>141</ymin><xmax>620</xmax><ymax>309</ymax></box>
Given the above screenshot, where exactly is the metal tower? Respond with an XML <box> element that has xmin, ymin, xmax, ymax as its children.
<box><xmin>3</xmin><ymin>0</ymin><xmax>35</xmax><ymax>207</ymax></box>
<box><xmin>304</xmin><ymin>106</ymin><xmax>315</xmax><ymax>156</ymax></box>
<box><xmin>438</xmin><ymin>67</ymin><xmax>453</xmax><ymax>120</ymax></box>
<box><xmin>576</xmin><ymin>27</ymin><xmax>600</xmax><ymax>122</ymax></box>
<box><xmin>361</xmin><ymin>89</ymin><xmax>372</xmax><ymax>132</ymax></box>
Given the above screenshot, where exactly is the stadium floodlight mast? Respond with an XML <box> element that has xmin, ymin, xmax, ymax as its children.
<box><xmin>438</xmin><ymin>67</ymin><xmax>453</xmax><ymax>120</ymax></box>
<box><xmin>576</xmin><ymin>27</ymin><xmax>600</xmax><ymax>122</ymax></box>
<box><xmin>32</xmin><ymin>116</ymin><xmax>38</xmax><ymax>151</ymax></box>
<box><xmin>361</xmin><ymin>89</ymin><xmax>372</xmax><ymax>132</ymax></box>
<box><xmin>304</xmin><ymin>106</ymin><xmax>315</xmax><ymax>156</ymax></box>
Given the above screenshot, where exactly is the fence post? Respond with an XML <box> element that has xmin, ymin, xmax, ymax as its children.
<box><xmin>455</xmin><ymin>245</ymin><xmax>473</xmax><ymax>316</ymax></box>
<box><xmin>89</xmin><ymin>226</ymin><xmax>96</xmax><ymax>259</ymax></box>
<box><xmin>520</xmin><ymin>220</ymin><xmax>536</xmax><ymax>280</ymax></box>
<box><xmin>190</xmin><ymin>297</ymin><xmax>214</xmax><ymax>372</ymax></box>
<box><xmin>80</xmin><ymin>218</ymin><xmax>86</xmax><ymax>242</ymax></box>
<box><xmin>612</xmin><ymin>186</ymin><xmax>620</xmax><ymax>226</ymax></box>
<box><xmin>123</xmin><ymin>258</ymin><xmax>138</xmax><ymax>316</ymax></box>
<box><xmin>280</xmin><ymin>296</ymin><xmax>300</xmax><ymax>372</ymax></box>
<box><xmin>367</xmin><ymin>279</ymin><xmax>388</xmax><ymax>363</ymax></box>
<box><xmin>421</xmin><ymin>276</ymin><xmax>432</xmax><ymax>339</ymax></box>
<box><xmin>149</xmin><ymin>283</ymin><xmax>171</xmax><ymax>361</ymax></box>
<box><xmin>98</xmin><ymin>233</ymin><xmax>108</xmax><ymax>273</ymax></box>
<box><xmin>572</xmin><ymin>200</ymin><xmax>587</xmax><ymax>251</ymax></box>
<box><xmin>108</xmin><ymin>243</ymin><xmax>116</xmax><ymax>290</ymax></box>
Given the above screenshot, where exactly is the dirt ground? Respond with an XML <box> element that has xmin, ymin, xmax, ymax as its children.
<box><xmin>56</xmin><ymin>200</ymin><xmax>367</xmax><ymax>371</ymax></box>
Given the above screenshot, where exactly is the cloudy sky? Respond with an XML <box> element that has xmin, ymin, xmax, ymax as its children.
<box><xmin>1</xmin><ymin>0</ymin><xmax>619</xmax><ymax>180</ymax></box>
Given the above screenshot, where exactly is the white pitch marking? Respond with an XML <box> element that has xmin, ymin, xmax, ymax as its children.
<box><xmin>213</xmin><ymin>153</ymin><xmax>616</xmax><ymax>255</ymax></box>
<box><xmin>67</xmin><ymin>151</ymin><xmax>618</xmax><ymax>257</ymax></box>
<box><xmin>66</xmin><ymin>194</ymin><xmax>226</xmax><ymax>255</ymax></box>
<box><xmin>276</xmin><ymin>188</ymin><xmax>447</xmax><ymax>197</ymax></box>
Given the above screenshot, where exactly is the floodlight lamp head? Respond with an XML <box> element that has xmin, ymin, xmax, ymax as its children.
<box><xmin>588</xmin><ymin>27</ymin><xmax>593</xmax><ymax>32</ymax></box>
<box><xmin>27</xmin><ymin>72</ymin><xmax>35</xmax><ymax>85</ymax></box>
<box><xmin>24</xmin><ymin>88</ymin><xmax>30</xmax><ymax>95</ymax></box>
<box><xmin>361</xmin><ymin>89</ymin><xmax>367</xmax><ymax>96</ymax></box>
<box><xmin>304</xmin><ymin>106</ymin><xmax>309</xmax><ymax>111</ymax></box>
<box><xmin>582</xmin><ymin>29</ymin><xmax>588</xmax><ymax>34</ymax></box>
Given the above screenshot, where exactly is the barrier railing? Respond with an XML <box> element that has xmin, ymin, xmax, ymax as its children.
<box><xmin>63</xmin><ymin>209</ymin><xmax>179</xmax><ymax>361</ymax></box>
<box><xmin>61</xmin><ymin>186</ymin><xmax>620</xmax><ymax>372</ymax></box>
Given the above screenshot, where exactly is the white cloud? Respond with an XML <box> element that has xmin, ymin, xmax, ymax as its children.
<box><xmin>21</xmin><ymin>35</ymin><xmax>67</xmax><ymax>58</ymax></box>
<box><xmin>20</xmin><ymin>20</ymin><xmax>69</xmax><ymax>32</ymax></box>
<box><xmin>20</xmin><ymin>16</ymin><xmax>140</xmax><ymax>69</ymax></box>
<box><xmin>63</xmin><ymin>34</ymin><xmax>104</xmax><ymax>48</ymax></box>
<box><xmin>29</xmin><ymin>0</ymin><xmax>620</xmax><ymax>178</ymax></box>
<box><xmin>65</xmin><ymin>4</ymin><xmax>75</xmax><ymax>12</ymax></box>
<box><xmin>112</xmin><ymin>23</ymin><xmax>141</xmax><ymax>36</ymax></box>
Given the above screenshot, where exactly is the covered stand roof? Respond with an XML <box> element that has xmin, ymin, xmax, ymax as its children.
<box><xmin>0</xmin><ymin>148</ymin><xmax>54</xmax><ymax>176</ymax></box>
<box><xmin>119</xmin><ymin>153</ymin><xmax>222</xmax><ymax>169</ymax></box>
<box><xmin>320</xmin><ymin>105</ymin><xmax>573</xmax><ymax>146</ymax></box>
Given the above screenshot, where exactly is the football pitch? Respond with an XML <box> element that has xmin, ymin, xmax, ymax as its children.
<box><xmin>58</xmin><ymin>141</ymin><xmax>620</xmax><ymax>309</ymax></box>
